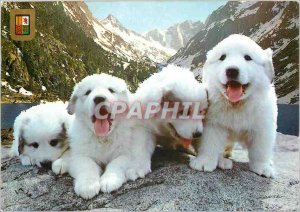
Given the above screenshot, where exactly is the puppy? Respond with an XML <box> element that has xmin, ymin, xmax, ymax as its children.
<box><xmin>134</xmin><ymin>65</ymin><xmax>208</xmax><ymax>152</ymax></box>
<box><xmin>190</xmin><ymin>34</ymin><xmax>277</xmax><ymax>178</ymax></box>
<box><xmin>10</xmin><ymin>102</ymin><xmax>71</xmax><ymax>167</ymax></box>
<box><xmin>52</xmin><ymin>74</ymin><xmax>155</xmax><ymax>199</ymax></box>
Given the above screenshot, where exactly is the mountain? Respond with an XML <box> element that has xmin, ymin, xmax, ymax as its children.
<box><xmin>169</xmin><ymin>1</ymin><xmax>299</xmax><ymax>104</ymax></box>
<box><xmin>1</xmin><ymin>2</ymin><xmax>156</xmax><ymax>103</ymax></box>
<box><xmin>99</xmin><ymin>15</ymin><xmax>176</xmax><ymax>63</ymax></box>
<box><xmin>145</xmin><ymin>20</ymin><xmax>204</xmax><ymax>50</ymax></box>
<box><xmin>62</xmin><ymin>2</ymin><xmax>175</xmax><ymax>63</ymax></box>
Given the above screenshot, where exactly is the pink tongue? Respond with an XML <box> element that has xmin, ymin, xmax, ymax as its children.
<box><xmin>94</xmin><ymin>119</ymin><xmax>110</xmax><ymax>137</ymax></box>
<box><xmin>227</xmin><ymin>85</ymin><xmax>243</xmax><ymax>103</ymax></box>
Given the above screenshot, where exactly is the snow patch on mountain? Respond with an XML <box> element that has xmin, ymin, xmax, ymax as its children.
<box><xmin>145</xmin><ymin>20</ymin><xmax>204</xmax><ymax>50</ymax></box>
<box><xmin>239</xmin><ymin>7</ymin><xmax>259</xmax><ymax>18</ymax></box>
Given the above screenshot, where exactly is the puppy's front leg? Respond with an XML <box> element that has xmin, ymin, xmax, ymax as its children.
<box><xmin>99</xmin><ymin>155</ymin><xmax>133</xmax><ymax>193</ymax></box>
<box><xmin>52</xmin><ymin>150</ymin><xmax>71</xmax><ymax>175</ymax></box>
<box><xmin>248</xmin><ymin>127</ymin><xmax>276</xmax><ymax>178</ymax></box>
<box><xmin>190</xmin><ymin>124</ymin><xmax>230</xmax><ymax>172</ymax></box>
<box><xmin>68</xmin><ymin>156</ymin><xmax>102</xmax><ymax>199</ymax></box>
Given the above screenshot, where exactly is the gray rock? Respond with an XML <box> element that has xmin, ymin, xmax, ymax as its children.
<box><xmin>1</xmin><ymin>133</ymin><xmax>299</xmax><ymax>211</ymax></box>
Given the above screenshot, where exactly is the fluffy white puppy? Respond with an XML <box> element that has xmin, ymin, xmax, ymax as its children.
<box><xmin>10</xmin><ymin>102</ymin><xmax>71</xmax><ymax>167</ymax></box>
<box><xmin>134</xmin><ymin>65</ymin><xmax>208</xmax><ymax>151</ymax></box>
<box><xmin>52</xmin><ymin>74</ymin><xmax>155</xmax><ymax>199</ymax></box>
<box><xmin>190</xmin><ymin>34</ymin><xmax>277</xmax><ymax>178</ymax></box>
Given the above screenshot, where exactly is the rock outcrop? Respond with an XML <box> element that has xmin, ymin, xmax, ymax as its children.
<box><xmin>1</xmin><ymin>133</ymin><xmax>299</xmax><ymax>211</ymax></box>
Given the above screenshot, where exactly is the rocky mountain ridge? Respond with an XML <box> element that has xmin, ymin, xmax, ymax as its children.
<box><xmin>145</xmin><ymin>20</ymin><xmax>204</xmax><ymax>50</ymax></box>
<box><xmin>169</xmin><ymin>1</ymin><xmax>299</xmax><ymax>104</ymax></box>
<box><xmin>63</xmin><ymin>2</ymin><xmax>175</xmax><ymax>63</ymax></box>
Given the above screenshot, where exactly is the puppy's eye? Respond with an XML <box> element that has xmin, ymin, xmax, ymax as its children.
<box><xmin>219</xmin><ymin>54</ymin><xmax>226</xmax><ymax>61</ymax></box>
<box><xmin>85</xmin><ymin>90</ymin><xmax>91</xmax><ymax>96</ymax></box>
<box><xmin>244</xmin><ymin>55</ymin><xmax>252</xmax><ymax>61</ymax></box>
<box><xmin>29</xmin><ymin>142</ymin><xmax>39</xmax><ymax>148</ymax></box>
<box><xmin>108</xmin><ymin>88</ymin><xmax>115</xmax><ymax>93</ymax></box>
<box><xmin>50</xmin><ymin>139</ymin><xmax>60</xmax><ymax>147</ymax></box>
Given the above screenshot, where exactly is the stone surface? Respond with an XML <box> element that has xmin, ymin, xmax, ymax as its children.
<box><xmin>1</xmin><ymin>133</ymin><xmax>299</xmax><ymax>211</ymax></box>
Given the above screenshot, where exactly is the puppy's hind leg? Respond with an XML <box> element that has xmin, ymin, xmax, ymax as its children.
<box><xmin>68</xmin><ymin>156</ymin><xmax>102</xmax><ymax>199</ymax></box>
<box><xmin>190</xmin><ymin>124</ymin><xmax>229</xmax><ymax>172</ymax></box>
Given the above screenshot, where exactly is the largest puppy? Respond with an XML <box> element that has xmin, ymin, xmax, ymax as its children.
<box><xmin>57</xmin><ymin>74</ymin><xmax>155</xmax><ymax>199</ymax></box>
<box><xmin>190</xmin><ymin>34</ymin><xmax>277</xmax><ymax>178</ymax></box>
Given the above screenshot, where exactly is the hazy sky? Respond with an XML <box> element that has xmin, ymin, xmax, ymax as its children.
<box><xmin>87</xmin><ymin>1</ymin><xmax>226</xmax><ymax>33</ymax></box>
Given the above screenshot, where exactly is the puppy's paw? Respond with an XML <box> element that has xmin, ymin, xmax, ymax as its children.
<box><xmin>218</xmin><ymin>156</ymin><xmax>233</xmax><ymax>170</ymax></box>
<box><xmin>125</xmin><ymin>167</ymin><xmax>151</xmax><ymax>181</ymax></box>
<box><xmin>100</xmin><ymin>173</ymin><xmax>124</xmax><ymax>193</ymax></box>
<box><xmin>249</xmin><ymin>162</ymin><xmax>275</xmax><ymax>178</ymax></box>
<box><xmin>189</xmin><ymin>156</ymin><xmax>217</xmax><ymax>172</ymax></box>
<box><xmin>52</xmin><ymin>159</ymin><xmax>67</xmax><ymax>175</ymax></box>
<box><xmin>20</xmin><ymin>155</ymin><xmax>32</xmax><ymax>166</ymax></box>
<box><xmin>74</xmin><ymin>177</ymin><xmax>100</xmax><ymax>199</ymax></box>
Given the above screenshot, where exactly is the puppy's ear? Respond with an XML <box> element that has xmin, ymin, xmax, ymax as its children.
<box><xmin>206</xmin><ymin>49</ymin><xmax>212</xmax><ymax>60</ymax></box>
<box><xmin>161</xmin><ymin>87</ymin><xmax>180</xmax><ymax>103</ymax></box>
<box><xmin>263</xmin><ymin>48</ymin><xmax>275</xmax><ymax>83</ymax></box>
<box><xmin>205</xmin><ymin>49</ymin><xmax>216</xmax><ymax>64</ymax></box>
<box><xmin>162</xmin><ymin>90</ymin><xmax>176</xmax><ymax>103</ymax></box>
<box><xmin>18</xmin><ymin>130</ymin><xmax>26</xmax><ymax>155</ymax></box>
<box><xmin>67</xmin><ymin>95</ymin><xmax>77</xmax><ymax>115</ymax></box>
<box><xmin>10</xmin><ymin>117</ymin><xmax>30</xmax><ymax>157</ymax></box>
<box><xmin>58</xmin><ymin>123</ymin><xmax>68</xmax><ymax>140</ymax></box>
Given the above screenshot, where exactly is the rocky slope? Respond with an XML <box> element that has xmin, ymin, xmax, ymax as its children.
<box><xmin>1</xmin><ymin>2</ymin><xmax>156</xmax><ymax>103</ymax></box>
<box><xmin>1</xmin><ymin>133</ymin><xmax>299</xmax><ymax>210</ymax></box>
<box><xmin>169</xmin><ymin>1</ymin><xmax>299</xmax><ymax>104</ymax></box>
<box><xmin>63</xmin><ymin>2</ymin><xmax>175</xmax><ymax>63</ymax></box>
<box><xmin>145</xmin><ymin>20</ymin><xmax>204</xmax><ymax>50</ymax></box>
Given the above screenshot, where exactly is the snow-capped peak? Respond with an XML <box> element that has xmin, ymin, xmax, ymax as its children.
<box><xmin>63</xmin><ymin>3</ymin><xmax>175</xmax><ymax>63</ymax></box>
<box><xmin>100</xmin><ymin>14</ymin><xmax>121</xmax><ymax>27</ymax></box>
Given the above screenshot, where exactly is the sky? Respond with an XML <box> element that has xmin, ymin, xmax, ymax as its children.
<box><xmin>87</xmin><ymin>1</ymin><xmax>226</xmax><ymax>34</ymax></box>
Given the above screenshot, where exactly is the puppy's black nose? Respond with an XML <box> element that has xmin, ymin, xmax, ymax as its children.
<box><xmin>226</xmin><ymin>68</ymin><xmax>239</xmax><ymax>79</ymax></box>
<box><xmin>94</xmin><ymin>96</ymin><xmax>106</xmax><ymax>105</ymax></box>
<box><xmin>193</xmin><ymin>131</ymin><xmax>202</xmax><ymax>139</ymax></box>
<box><xmin>40</xmin><ymin>160</ymin><xmax>52</xmax><ymax>169</ymax></box>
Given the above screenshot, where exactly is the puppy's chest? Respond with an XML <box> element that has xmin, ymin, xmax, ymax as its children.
<box><xmin>79</xmin><ymin>139</ymin><xmax>123</xmax><ymax>164</ymax></box>
<box><xmin>208</xmin><ymin>102</ymin><xmax>256</xmax><ymax>131</ymax></box>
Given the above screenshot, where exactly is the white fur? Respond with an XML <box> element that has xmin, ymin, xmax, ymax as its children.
<box><xmin>10</xmin><ymin>102</ymin><xmax>71</xmax><ymax>167</ymax></box>
<box><xmin>190</xmin><ymin>34</ymin><xmax>277</xmax><ymax>178</ymax></box>
<box><xmin>54</xmin><ymin>74</ymin><xmax>155</xmax><ymax>199</ymax></box>
<box><xmin>134</xmin><ymin>65</ymin><xmax>208</xmax><ymax>148</ymax></box>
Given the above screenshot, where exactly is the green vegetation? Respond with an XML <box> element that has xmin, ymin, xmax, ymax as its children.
<box><xmin>1</xmin><ymin>2</ymin><xmax>156</xmax><ymax>103</ymax></box>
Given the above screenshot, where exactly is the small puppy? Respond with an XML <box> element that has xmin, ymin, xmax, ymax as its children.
<box><xmin>10</xmin><ymin>102</ymin><xmax>71</xmax><ymax>167</ymax></box>
<box><xmin>52</xmin><ymin>74</ymin><xmax>155</xmax><ymax>199</ymax></box>
<box><xmin>134</xmin><ymin>65</ymin><xmax>208</xmax><ymax>152</ymax></box>
<box><xmin>190</xmin><ymin>34</ymin><xmax>277</xmax><ymax>178</ymax></box>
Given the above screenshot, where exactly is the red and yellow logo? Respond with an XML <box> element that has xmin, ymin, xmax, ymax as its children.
<box><xmin>10</xmin><ymin>9</ymin><xmax>35</xmax><ymax>41</ymax></box>
<box><xmin>15</xmin><ymin>15</ymin><xmax>30</xmax><ymax>35</ymax></box>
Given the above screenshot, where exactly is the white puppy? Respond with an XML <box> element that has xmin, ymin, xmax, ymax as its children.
<box><xmin>134</xmin><ymin>65</ymin><xmax>208</xmax><ymax>151</ymax></box>
<box><xmin>52</xmin><ymin>74</ymin><xmax>155</xmax><ymax>199</ymax></box>
<box><xmin>190</xmin><ymin>34</ymin><xmax>277</xmax><ymax>178</ymax></box>
<box><xmin>10</xmin><ymin>102</ymin><xmax>71</xmax><ymax>167</ymax></box>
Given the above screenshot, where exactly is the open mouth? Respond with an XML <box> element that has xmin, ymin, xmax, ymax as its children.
<box><xmin>168</xmin><ymin>123</ymin><xmax>192</xmax><ymax>148</ymax></box>
<box><xmin>92</xmin><ymin>107</ymin><xmax>113</xmax><ymax>137</ymax></box>
<box><xmin>223</xmin><ymin>81</ymin><xmax>249</xmax><ymax>103</ymax></box>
